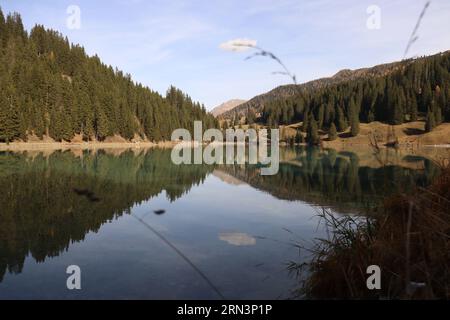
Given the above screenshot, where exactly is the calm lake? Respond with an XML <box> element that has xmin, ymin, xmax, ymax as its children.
<box><xmin>0</xmin><ymin>146</ymin><xmax>445</xmax><ymax>299</ymax></box>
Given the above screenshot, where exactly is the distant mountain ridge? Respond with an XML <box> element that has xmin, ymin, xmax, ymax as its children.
<box><xmin>211</xmin><ymin>99</ymin><xmax>247</xmax><ymax>117</ymax></box>
<box><xmin>220</xmin><ymin>52</ymin><xmax>449</xmax><ymax>120</ymax></box>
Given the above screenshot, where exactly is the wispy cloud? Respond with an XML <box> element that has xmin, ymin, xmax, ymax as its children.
<box><xmin>219</xmin><ymin>38</ymin><xmax>257</xmax><ymax>52</ymax></box>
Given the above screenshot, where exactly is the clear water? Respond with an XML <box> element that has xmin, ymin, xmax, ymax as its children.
<box><xmin>0</xmin><ymin>147</ymin><xmax>443</xmax><ymax>299</ymax></box>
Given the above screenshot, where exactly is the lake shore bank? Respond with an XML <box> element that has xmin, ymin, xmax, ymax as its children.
<box><xmin>0</xmin><ymin>141</ymin><xmax>179</xmax><ymax>151</ymax></box>
<box><xmin>1</xmin><ymin>140</ymin><xmax>450</xmax><ymax>151</ymax></box>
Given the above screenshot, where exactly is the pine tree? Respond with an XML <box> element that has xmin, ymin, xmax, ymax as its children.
<box><xmin>49</xmin><ymin>108</ymin><xmax>62</xmax><ymax>141</ymax></box>
<box><xmin>328</xmin><ymin>123</ymin><xmax>337</xmax><ymax>141</ymax></box>
<box><xmin>222</xmin><ymin>120</ymin><xmax>229</xmax><ymax>130</ymax></box>
<box><xmin>391</xmin><ymin>87</ymin><xmax>405</xmax><ymax>124</ymax></box>
<box><xmin>425</xmin><ymin>110</ymin><xmax>436</xmax><ymax>133</ymax></box>
<box><xmin>348</xmin><ymin>99</ymin><xmax>360</xmax><ymax>137</ymax></box>
<box><xmin>367</xmin><ymin>109</ymin><xmax>375</xmax><ymax>123</ymax></box>
<box><xmin>0</xmin><ymin>92</ymin><xmax>21</xmax><ymax>143</ymax></box>
<box><xmin>306</xmin><ymin>116</ymin><xmax>320</xmax><ymax>146</ymax></box>
<box><xmin>0</xmin><ymin>8</ymin><xmax>6</xmax><ymax>48</ymax></box>
<box><xmin>317</xmin><ymin>104</ymin><xmax>325</xmax><ymax>129</ymax></box>
<box><xmin>434</xmin><ymin>106</ymin><xmax>443</xmax><ymax>125</ymax></box>
<box><xmin>295</xmin><ymin>129</ymin><xmax>304</xmax><ymax>144</ymax></box>
<box><xmin>335</xmin><ymin>106</ymin><xmax>347</xmax><ymax>132</ymax></box>
<box><xmin>302</xmin><ymin>112</ymin><xmax>309</xmax><ymax>132</ymax></box>
<box><xmin>350</xmin><ymin>110</ymin><xmax>360</xmax><ymax>137</ymax></box>
<box><xmin>350</xmin><ymin>117</ymin><xmax>360</xmax><ymax>137</ymax></box>
<box><xmin>95</xmin><ymin>105</ymin><xmax>109</xmax><ymax>141</ymax></box>
<box><xmin>83</xmin><ymin>112</ymin><xmax>95</xmax><ymax>141</ymax></box>
<box><xmin>410</xmin><ymin>96</ymin><xmax>418</xmax><ymax>121</ymax></box>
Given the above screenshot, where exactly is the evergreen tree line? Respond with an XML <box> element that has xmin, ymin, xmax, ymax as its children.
<box><xmin>252</xmin><ymin>52</ymin><xmax>450</xmax><ymax>134</ymax></box>
<box><xmin>0</xmin><ymin>9</ymin><xmax>218</xmax><ymax>143</ymax></box>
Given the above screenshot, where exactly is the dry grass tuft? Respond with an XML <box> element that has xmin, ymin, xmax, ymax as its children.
<box><xmin>291</xmin><ymin>164</ymin><xmax>450</xmax><ymax>299</ymax></box>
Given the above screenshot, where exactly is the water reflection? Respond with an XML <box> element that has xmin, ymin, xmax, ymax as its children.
<box><xmin>219</xmin><ymin>233</ymin><xmax>257</xmax><ymax>246</ymax></box>
<box><xmin>0</xmin><ymin>149</ymin><xmax>213</xmax><ymax>283</ymax></box>
<box><xmin>0</xmin><ymin>147</ymin><xmax>443</xmax><ymax>298</ymax></box>
<box><xmin>217</xmin><ymin>147</ymin><xmax>441</xmax><ymax>213</ymax></box>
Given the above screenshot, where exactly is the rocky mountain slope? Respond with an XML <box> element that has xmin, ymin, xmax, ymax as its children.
<box><xmin>211</xmin><ymin>99</ymin><xmax>247</xmax><ymax>117</ymax></box>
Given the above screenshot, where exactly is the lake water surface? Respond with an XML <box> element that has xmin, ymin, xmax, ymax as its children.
<box><xmin>0</xmin><ymin>147</ymin><xmax>445</xmax><ymax>299</ymax></box>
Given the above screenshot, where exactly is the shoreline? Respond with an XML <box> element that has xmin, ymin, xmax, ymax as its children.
<box><xmin>2</xmin><ymin>122</ymin><xmax>450</xmax><ymax>152</ymax></box>
<box><xmin>1</xmin><ymin>140</ymin><xmax>450</xmax><ymax>151</ymax></box>
<box><xmin>321</xmin><ymin>141</ymin><xmax>450</xmax><ymax>149</ymax></box>
<box><xmin>0</xmin><ymin>141</ymin><xmax>179</xmax><ymax>151</ymax></box>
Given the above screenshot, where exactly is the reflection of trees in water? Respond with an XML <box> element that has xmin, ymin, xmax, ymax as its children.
<box><xmin>0</xmin><ymin>149</ymin><xmax>213</xmax><ymax>282</ymax></box>
<box><xmin>0</xmin><ymin>147</ymin><xmax>441</xmax><ymax>282</ymax></box>
<box><xmin>218</xmin><ymin>147</ymin><xmax>441</xmax><ymax>213</ymax></box>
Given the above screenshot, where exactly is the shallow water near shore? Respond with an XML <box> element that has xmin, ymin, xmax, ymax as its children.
<box><xmin>0</xmin><ymin>146</ymin><xmax>446</xmax><ymax>299</ymax></box>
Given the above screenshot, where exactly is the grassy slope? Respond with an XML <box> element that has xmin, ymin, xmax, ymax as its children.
<box><xmin>276</xmin><ymin>121</ymin><xmax>450</xmax><ymax>147</ymax></box>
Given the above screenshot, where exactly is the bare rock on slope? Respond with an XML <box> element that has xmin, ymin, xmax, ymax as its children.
<box><xmin>211</xmin><ymin>99</ymin><xmax>247</xmax><ymax>117</ymax></box>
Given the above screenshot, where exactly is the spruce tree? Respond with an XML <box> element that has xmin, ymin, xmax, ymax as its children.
<box><xmin>425</xmin><ymin>110</ymin><xmax>436</xmax><ymax>133</ymax></box>
<box><xmin>348</xmin><ymin>99</ymin><xmax>360</xmax><ymax>137</ymax></box>
<box><xmin>410</xmin><ymin>96</ymin><xmax>418</xmax><ymax>121</ymax></box>
<box><xmin>306</xmin><ymin>116</ymin><xmax>320</xmax><ymax>146</ymax></box>
<box><xmin>335</xmin><ymin>106</ymin><xmax>347</xmax><ymax>132</ymax></box>
<box><xmin>95</xmin><ymin>105</ymin><xmax>109</xmax><ymax>141</ymax></box>
<box><xmin>350</xmin><ymin>113</ymin><xmax>360</xmax><ymax>137</ymax></box>
<box><xmin>317</xmin><ymin>104</ymin><xmax>325</xmax><ymax>129</ymax></box>
<box><xmin>434</xmin><ymin>105</ymin><xmax>443</xmax><ymax>125</ymax></box>
<box><xmin>0</xmin><ymin>8</ymin><xmax>6</xmax><ymax>48</ymax></box>
<box><xmin>302</xmin><ymin>112</ymin><xmax>309</xmax><ymax>132</ymax></box>
<box><xmin>0</xmin><ymin>93</ymin><xmax>21</xmax><ymax>143</ymax></box>
<box><xmin>222</xmin><ymin>121</ymin><xmax>229</xmax><ymax>130</ymax></box>
<box><xmin>328</xmin><ymin>123</ymin><xmax>337</xmax><ymax>141</ymax></box>
<box><xmin>295</xmin><ymin>129</ymin><xmax>304</xmax><ymax>144</ymax></box>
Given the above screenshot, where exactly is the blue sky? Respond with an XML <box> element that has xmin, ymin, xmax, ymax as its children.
<box><xmin>1</xmin><ymin>0</ymin><xmax>449</xmax><ymax>109</ymax></box>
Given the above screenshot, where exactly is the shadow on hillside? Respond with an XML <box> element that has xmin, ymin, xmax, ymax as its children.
<box><xmin>338</xmin><ymin>132</ymin><xmax>353</xmax><ymax>139</ymax></box>
<box><xmin>403</xmin><ymin>127</ymin><xmax>425</xmax><ymax>136</ymax></box>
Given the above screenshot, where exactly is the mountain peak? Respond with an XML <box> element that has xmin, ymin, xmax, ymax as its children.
<box><xmin>211</xmin><ymin>99</ymin><xmax>247</xmax><ymax>117</ymax></box>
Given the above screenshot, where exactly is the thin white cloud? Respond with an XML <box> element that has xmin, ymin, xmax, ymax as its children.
<box><xmin>219</xmin><ymin>38</ymin><xmax>257</xmax><ymax>52</ymax></box>
<box><xmin>219</xmin><ymin>232</ymin><xmax>256</xmax><ymax>246</ymax></box>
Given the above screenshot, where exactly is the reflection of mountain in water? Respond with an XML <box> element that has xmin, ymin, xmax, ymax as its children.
<box><xmin>216</xmin><ymin>147</ymin><xmax>441</xmax><ymax>213</ymax></box>
<box><xmin>0</xmin><ymin>149</ymin><xmax>213</xmax><ymax>282</ymax></box>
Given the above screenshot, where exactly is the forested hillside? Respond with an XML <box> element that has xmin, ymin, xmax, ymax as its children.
<box><xmin>0</xmin><ymin>9</ymin><xmax>218</xmax><ymax>143</ymax></box>
<box><xmin>225</xmin><ymin>51</ymin><xmax>450</xmax><ymax>135</ymax></box>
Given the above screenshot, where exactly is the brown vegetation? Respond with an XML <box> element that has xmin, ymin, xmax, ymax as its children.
<box><xmin>292</xmin><ymin>163</ymin><xmax>450</xmax><ymax>299</ymax></box>
<box><xmin>322</xmin><ymin>122</ymin><xmax>450</xmax><ymax>147</ymax></box>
